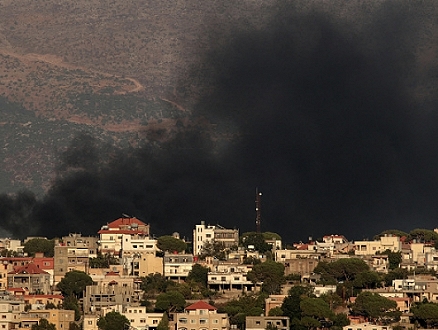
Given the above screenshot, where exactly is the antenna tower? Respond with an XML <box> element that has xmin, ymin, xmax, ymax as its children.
<box><xmin>255</xmin><ymin>188</ymin><xmax>262</xmax><ymax>233</ymax></box>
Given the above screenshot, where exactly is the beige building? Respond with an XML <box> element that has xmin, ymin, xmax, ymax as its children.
<box><xmin>123</xmin><ymin>306</ymin><xmax>163</xmax><ymax>330</ymax></box>
<box><xmin>83</xmin><ymin>281</ymin><xmax>137</xmax><ymax>316</ymax></box>
<box><xmin>19</xmin><ymin>309</ymin><xmax>75</xmax><ymax>330</ymax></box>
<box><xmin>246</xmin><ymin>316</ymin><xmax>289</xmax><ymax>330</ymax></box>
<box><xmin>354</xmin><ymin>236</ymin><xmax>401</xmax><ymax>256</ymax></box>
<box><xmin>7</xmin><ymin>263</ymin><xmax>51</xmax><ymax>294</ymax></box>
<box><xmin>175</xmin><ymin>301</ymin><xmax>229</xmax><ymax>330</ymax></box>
<box><xmin>0</xmin><ymin>296</ymin><xmax>26</xmax><ymax>330</ymax></box>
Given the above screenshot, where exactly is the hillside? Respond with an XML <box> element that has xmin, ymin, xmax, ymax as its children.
<box><xmin>0</xmin><ymin>0</ymin><xmax>264</xmax><ymax>193</ymax></box>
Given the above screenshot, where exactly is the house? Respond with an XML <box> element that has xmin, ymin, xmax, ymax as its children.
<box><xmin>98</xmin><ymin>216</ymin><xmax>150</xmax><ymax>256</ymax></box>
<box><xmin>7</xmin><ymin>263</ymin><xmax>51</xmax><ymax>294</ymax></box>
<box><xmin>175</xmin><ymin>300</ymin><xmax>229</xmax><ymax>330</ymax></box>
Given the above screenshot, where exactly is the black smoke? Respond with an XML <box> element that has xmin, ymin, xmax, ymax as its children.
<box><xmin>2</xmin><ymin>1</ymin><xmax>438</xmax><ymax>242</ymax></box>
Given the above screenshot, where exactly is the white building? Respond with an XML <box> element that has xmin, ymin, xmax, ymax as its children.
<box><xmin>98</xmin><ymin>217</ymin><xmax>150</xmax><ymax>256</ymax></box>
<box><xmin>193</xmin><ymin>221</ymin><xmax>238</xmax><ymax>257</ymax></box>
<box><xmin>123</xmin><ymin>306</ymin><xmax>163</xmax><ymax>330</ymax></box>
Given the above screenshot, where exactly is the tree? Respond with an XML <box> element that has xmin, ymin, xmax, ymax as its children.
<box><xmin>186</xmin><ymin>263</ymin><xmax>209</xmax><ymax>287</ymax></box>
<box><xmin>156</xmin><ymin>313</ymin><xmax>169</xmax><ymax>330</ymax></box>
<box><xmin>247</xmin><ymin>260</ymin><xmax>285</xmax><ymax>294</ymax></box>
<box><xmin>300</xmin><ymin>297</ymin><xmax>334</xmax><ymax>328</ymax></box>
<box><xmin>63</xmin><ymin>295</ymin><xmax>81</xmax><ymax>321</ymax></box>
<box><xmin>352</xmin><ymin>271</ymin><xmax>381</xmax><ymax>289</ymax></box>
<box><xmin>383</xmin><ymin>268</ymin><xmax>408</xmax><ymax>287</ymax></box>
<box><xmin>97</xmin><ymin>311</ymin><xmax>129</xmax><ymax>330</ymax></box>
<box><xmin>240</xmin><ymin>232</ymin><xmax>272</xmax><ymax>253</ymax></box>
<box><xmin>350</xmin><ymin>292</ymin><xmax>400</xmax><ymax>324</ymax></box>
<box><xmin>408</xmin><ymin>229</ymin><xmax>438</xmax><ymax>244</ymax></box>
<box><xmin>411</xmin><ymin>302</ymin><xmax>438</xmax><ymax>328</ymax></box>
<box><xmin>89</xmin><ymin>253</ymin><xmax>119</xmax><ymax>268</ymax></box>
<box><xmin>218</xmin><ymin>294</ymin><xmax>265</xmax><ymax>329</ymax></box>
<box><xmin>199</xmin><ymin>241</ymin><xmax>227</xmax><ymax>260</ymax></box>
<box><xmin>268</xmin><ymin>307</ymin><xmax>283</xmax><ymax>316</ymax></box>
<box><xmin>140</xmin><ymin>273</ymin><xmax>173</xmax><ymax>297</ymax></box>
<box><xmin>32</xmin><ymin>319</ymin><xmax>56</xmax><ymax>330</ymax></box>
<box><xmin>155</xmin><ymin>291</ymin><xmax>186</xmax><ymax>312</ymax></box>
<box><xmin>281</xmin><ymin>286</ymin><xmax>314</xmax><ymax>323</ymax></box>
<box><xmin>24</xmin><ymin>238</ymin><xmax>55</xmax><ymax>257</ymax></box>
<box><xmin>373</xmin><ymin>230</ymin><xmax>408</xmax><ymax>240</ymax></box>
<box><xmin>57</xmin><ymin>270</ymin><xmax>93</xmax><ymax>298</ymax></box>
<box><xmin>379</xmin><ymin>249</ymin><xmax>402</xmax><ymax>270</ymax></box>
<box><xmin>314</xmin><ymin>258</ymin><xmax>370</xmax><ymax>283</ymax></box>
<box><xmin>157</xmin><ymin>235</ymin><xmax>187</xmax><ymax>253</ymax></box>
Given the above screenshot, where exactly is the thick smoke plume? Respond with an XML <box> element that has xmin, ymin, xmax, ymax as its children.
<box><xmin>2</xmin><ymin>1</ymin><xmax>438</xmax><ymax>242</ymax></box>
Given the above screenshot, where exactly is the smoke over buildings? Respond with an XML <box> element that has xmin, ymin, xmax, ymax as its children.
<box><xmin>2</xmin><ymin>1</ymin><xmax>438</xmax><ymax>241</ymax></box>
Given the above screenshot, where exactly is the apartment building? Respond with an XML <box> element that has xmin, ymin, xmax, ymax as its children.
<box><xmin>19</xmin><ymin>309</ymin><xmax>75</xmax><ymax>330</ymax></box>
<box><xmin>193</xmin><ymin>222</ymin><xmax>238</xmax><ymax>257</ymax></box>
<box><xmin>175</xmin><ymin>301</ymin><xmax>229</xmax><ymax>330</ymax></box>
<box><xmin>0</xmin><ymin>295</ymin><xmax>26</xmax><ymax>330</ymax></box>
<box><xmin>83</xmin><ymin>282</ymin><xmax>136</xmax><ymax>316</ymax></box>
<box><xmin>354</xmin><ymin>235</ymin><xmax>401</xmax><ymax>256</ymax></box>
<box><xmin>164</xmin><ymin>253</ymin><xmax>193</xmax><ymax>282</ymax></box>
<box><xmin>123</xmin><ymin>306</ymin><xmax>163</xmax><ymax>330</ymax></box>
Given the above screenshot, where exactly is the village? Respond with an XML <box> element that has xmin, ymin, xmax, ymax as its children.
<box><xmin>1</xmin><ymin>216</ymin><xmax>438</xmax><ymax>330</ymax></box>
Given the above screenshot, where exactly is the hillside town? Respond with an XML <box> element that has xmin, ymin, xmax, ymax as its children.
<box><xmin>1</xmin><ymin>216</ymin><xmax>438</xmax><ymax>330</ymax></box>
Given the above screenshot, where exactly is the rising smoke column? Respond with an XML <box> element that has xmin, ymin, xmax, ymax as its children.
<box><xmin>2</xmin><ymin>1</ymin><xmax>438</xmax><ymax>241</ymax></box>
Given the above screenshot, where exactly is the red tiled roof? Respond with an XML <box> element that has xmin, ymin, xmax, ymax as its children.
<box><xmin>97</xmin><ymin>229</ymin><xmax>149</xmax><ymax>235</ymax></box>
<box><xmin>108</xmin><ymin>217</ymin><xmax>147</xmax><ymax>228</ymax></box>
<box><xmin>8</xmin><ymin>263</ymin><xmax>50</xmax><ymax>275</ymax></box>
<box><xmin>185</xmin><ymin>301</ymin><xmax>217</xmax><ymax>311</ymax></box>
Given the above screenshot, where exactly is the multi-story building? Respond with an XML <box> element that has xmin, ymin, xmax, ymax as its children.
<box><xmin>193</xmin><ymin>222</ymin><xmax>238</xmax><ymax>257</ymax></box>
<box><xmin>123</xmin><ymin>306</ymin><xmax>163</xmax><ymax>330</ymax></box>
<box><xmin>23</xmin><ymin>294</ymin><xmax>64</xmax><ymax>309</ymax></box>
<box><xmin>0</xmin><ymin>239</ymin><xmax>22</xmax><ymax>254</ymax></box>
<box><xmin>354</xmin><ymin>235</ymin><xmax>401</xmax><ymax>256</ymax></box>
<box><xmin>207</xmin><ymin>260</ymin><xmax>254</xmax><ymax>292</ymax></box>
<box><xmin>0</xmin><ymin>294</ymin><xmax>26</xmax><ymax>330</ymax></box>
<box><xmin>54</xmin><ymin>244</ymin><xmax>90</xmax><ymax>285</ymax></box>
<box><xmin>83</xmin><ymin>282</ymin><xmax>136</xmax><ymax>316</ymax></box>
<box><xmin>175</xmin><ymin>301</ymin><xmax>229</xmax><ymax>330</ymax></box>
<box><xmin>19</xmin><ymin>309</ymin><xmax>75</xmax><ymax>330</ymax></box>
<box><xmin>164</xmin><ymin>253</ymin><xmax>193</xmax><ymax>282</ymax></box>
<box><xmin>98</xmin><ymin>217</ymin><xmax>150</xmax><ymax>256</ymax></box>
<box><xmin>7</xmin><ymin>263</ymin><xmax>51</xmax><ymax>294</ymax></box>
